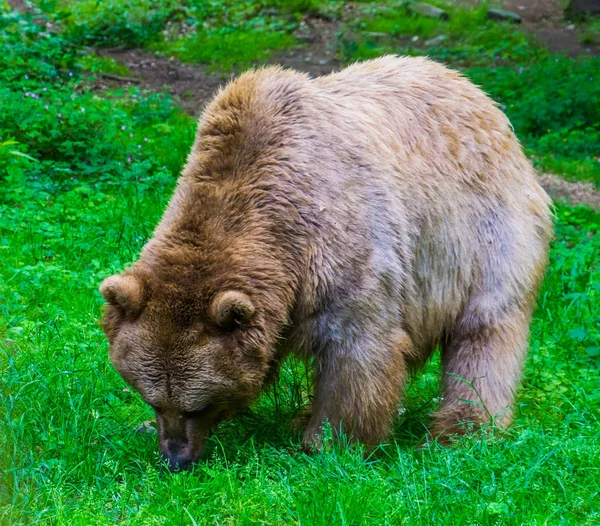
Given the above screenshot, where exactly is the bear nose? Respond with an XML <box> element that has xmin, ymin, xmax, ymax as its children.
<box><xmin>162</xmin><ymin>440</ymin><xmax>193</xmax><ymax>472</ymax></box>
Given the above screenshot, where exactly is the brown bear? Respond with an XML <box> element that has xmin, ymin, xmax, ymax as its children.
<box><xmin>100</xmin><ymin>56</ymin><xmax>553</xmax><ymax>471</ymax></box>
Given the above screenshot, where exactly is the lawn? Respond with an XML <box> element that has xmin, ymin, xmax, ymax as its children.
<box><xmin>1</xmin><ymin>1</ymin><xmax>599</xmax><ymax>524</ymax></box>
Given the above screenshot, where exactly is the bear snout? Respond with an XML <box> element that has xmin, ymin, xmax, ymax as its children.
<box><xmin>155</xmin><ymin>410</ymin><xmax>210</xmax><ymax>471</ymax></box>
<box><xmin>160</xmin><ymin>437</ymin><xmax>206</xmax><ymax>472</ymax></box>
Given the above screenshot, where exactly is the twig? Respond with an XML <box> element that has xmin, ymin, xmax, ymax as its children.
<box><xmin>99</xmin><ymin>73</ymin><xmax>140</xmax><ymax>83</ymax></box>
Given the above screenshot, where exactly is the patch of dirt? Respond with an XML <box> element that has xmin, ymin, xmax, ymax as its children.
<box><xmin>537</xmin><ymin>173</ymin><xmax>600</xmax><ymax>211</ymax></box>
<box><xmin>269</xmin><ymin>16</ymin><xmax>342</xmax><ymax>77</ymax></box>
<box><xmin>503</xmin><ymin>0</ymin><xmax>600</xmax><ymax>56</ymax></box>
<box><xmin>6</xmin><ymin>0</ymin><xmax>31</xmax><ymax>13</ymax></box>
<box><xmin>269</xmin><ymin>2</ymin><xmax>381</xmax><ymax>76</ymax></box>
<box><xmin>503</xmin><ymin>0</ymin><xmax>563</xmax><ymax>23</ymax></box>
<box><xmin>459</xmin><ymin>0</ymin><xmax>598</xmax><ymax>56</ymax></box>
<box><xmin>94</xmin><ymin>49</ymin><xmax>226</xmax><ymax>117</ymax></box>
<box><xmin>92</xmin><ymin>13</ymin><xmax>345</xmax><ymax>115</ymax></box>
<box><xmin>532</xmin><ymin>25</ymin><xmax>599</xmax><ymax>56</ymax></box>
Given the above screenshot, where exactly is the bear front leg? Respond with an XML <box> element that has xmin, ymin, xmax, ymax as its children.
<box><xmin>302</xmin><ymin>328</ymin><xmax>412</xmax><ymax>450</ymax></box>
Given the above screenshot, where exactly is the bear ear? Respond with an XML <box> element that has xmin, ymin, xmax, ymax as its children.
<box><xmin>99</xmin><ymin>273</ymin><xmax>145</xmax><ymax>318</ymax></box>
<box><xmin>209</xmin><ymin>290</ymin><xmax>255</xmax><ymax>329</ymax></box>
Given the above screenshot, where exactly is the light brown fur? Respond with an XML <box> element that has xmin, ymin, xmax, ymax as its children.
<box><xmin>100</xmin><ymin>56</ymin><xmax>552</xmax><ymax>469</ymax></box>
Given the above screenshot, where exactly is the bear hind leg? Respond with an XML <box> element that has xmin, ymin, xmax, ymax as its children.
<box><xmin>432</xmin><ymin>305</ymin><xmax>532</xmax><ymax>440</ymax></box>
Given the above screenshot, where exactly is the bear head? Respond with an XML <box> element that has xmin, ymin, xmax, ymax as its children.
<box><xmin>99</xmin><ymin>259</ymin><xmax>283</xmax><ymax>471</ymax></box>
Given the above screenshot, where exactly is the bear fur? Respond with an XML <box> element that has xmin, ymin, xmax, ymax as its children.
<box><xmin>100</xmin><ymin>56</ymin><xmax>553</xmax><ymax>470</ymax></box>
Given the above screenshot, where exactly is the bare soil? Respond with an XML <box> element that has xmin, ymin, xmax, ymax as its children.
<box><xmin>94</xmin><ymin>49</ymin><xmax>227</xmax><ymax>117</ymax></box>
<box><xmin>503</xmin><ymin>0</ymin><xmax>600</xmax><ymax>56</ymax></box>
<box><xmin>268</xmin><ymin>16</ymin><xmax>341</xmax><ymax>77</ymax></box>
<box><xmin>538</xmin><ymin>173</ymin><xmax>600</xmax><ymax>210</ymax></box>
<box><xmin>93</xmin><ymin>11</ymin><xmax>346</xmax><ymax>115</ymax></box>
<box><xmin>6</xmin><ymin>0</ymin><xmax>31</xmax><ymax>13</ymax></box>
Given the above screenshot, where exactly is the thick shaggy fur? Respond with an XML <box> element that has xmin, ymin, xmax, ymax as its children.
<box><xmin>100</xmin><ymin>56</ymin><xmax>552</xmax><ymax>469</ymax></box>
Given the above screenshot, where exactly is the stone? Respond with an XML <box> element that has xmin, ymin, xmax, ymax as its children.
<box><xmin>363</xmin><ymin>32</ymin><xmax>389</xmax><ymax>39</ymax></box>
<box><xmin>136</xmin><ymin>420</ymin><xmax>157</xmax><ymax>436</ymax></box>
<box><xmin>409</xmin><ymin>2</ymin><xmax>449</xmax><ymax>20</ymax></box>
<box><xmin>487</xmin><ymin>8</ymin><xmax>522</xmax><ymax>23</ymax></box>
<box><xmin>296</xmin><ymin>34</ymin><xmax>316</xmax><ymax>43</ymax></box>
<box><xmin>425</xmin><ymin>35</ymin><xmax>447</xmax><ymax>46</ymax></box>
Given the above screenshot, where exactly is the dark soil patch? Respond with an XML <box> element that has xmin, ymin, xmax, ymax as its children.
<box><xmin>460</xmin><ymin>0</ymin><xmax>599</xmax><ymax>56</ymax></box>
<box><xmin>92</xmin><ymin>14</ymin><xmax>344</xmax><ymax>115</ymax></box>
<box><xmin>94</xmin><ymin>49</ymin><xmax>226</xmax><ymax>117</ymax></box>
<box><xmin>530</xmin><ymin>24</ymin><xmax>599</xmax><ymax>57</ymax></box>
<box><xmin>504</xmin><ymin>0</ymin><xmax>600</xmax><ymax>56</ymax></box>
<box><xmin>504</xmin><ymin>0</ymin><xmax>563</xmax><ymax>23</ymax></box>
<box><xmin>269</xmin><ymin>16</ymin><xmax>342</xmax><ymax>77</ymax></box>
<box><xmin>6</xmin><ymin>0</ymin><xmax>32</xmax><ymax>13</ymax></box>
<box><xmin>538</xmin><ymin>173</ymin><xmax>600</xmax><ymax>211</ymax></box>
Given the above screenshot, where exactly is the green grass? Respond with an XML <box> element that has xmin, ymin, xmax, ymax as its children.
<box><xmin>347</xmin><ymin>0</ymin><xmax>543</xmax><ymax>64</ymax></box>
<box><xmin>578</xmin><ymin>17</ymin><xmax>600</xmax><ymax>44</ymax></box>
<box><xmin>360</xmin><ymin>2</ymin><xmax>492</xmax><ymax>39</ymax></box>
<box><xmin>1</xmin><ymin>166</ymin><xmax>599</xmax><ymax>524</ymax></box>
<box><xmin>36</xmin><ymin>0</ymin><xmax>303</xmax><ymax>70</ymax></box>
<box><xmin>76</xmin><ymin>54</ymin><xmax>132</xmax><ymax>77</ymax></box>
<box><xmin>159</xmin><ymin>28</ymin><xmax>295</xmax><ymax>71</ymax></box>
<box><xmin>1</xmin><ymin>3</ymin><xmax>600</xmax><ymax>524</ymax></box>
<box><xmin>47</xmin><ymin>0</ymin><xmax>185</xmax><ymax>47</ymax></box>
<box><xmin>467</xmin><ymin>58</ymin><xmax>600</xmax><ymax>186</ymax></box>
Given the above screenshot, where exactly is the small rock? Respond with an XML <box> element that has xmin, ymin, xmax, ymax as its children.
<box><xmin>296</xmin><ymin>34</ymin><xmax>316</xmax><ymax>42</ymax></box>
<box><xmin>363</xmin><ymin>32</ymin><xmax>389</xmax><ymax>38</ymax></box>
<box><xmin>425</xmin><ymin>35</ymin><xmax>447</xmax><ymax>46</ymax></box>
<box><xmin>409</xmin><ymin>2</ymin><xmax>449</xmax><ymax>20</ymax></box>
<box><xmin>487</xmin><ymin>8</ymin><xmax>522</xmax><ymax>23</ymax></box>
<box><xmin>136</xmin><ymin>420</ymin><xmax>157</xmax><ymax>436</ymax></box>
